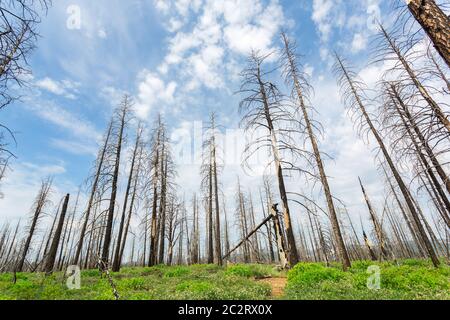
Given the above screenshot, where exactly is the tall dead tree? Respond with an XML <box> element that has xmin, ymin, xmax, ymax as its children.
<box><xmin>17</xmin><ymin>177</ymin><xmax>52</xmax><ymax>272</ymax></box>
<box><xmin>358</xmin><ymin>178</ymin><xmax>390</xmax><ymax>260</ymax></box>
<box><xmin>383</xmin><ymin>83</ymin><xmax>450</xmax><ymax>228</ymax></box>
<box><xmin>334</xmin><ymin>55</ymin><xmax>440</xmax><ymax>267</ymax></box>
<box><xmin>43</xmin><ymin>193</ymin><xmax>70</xmax><ymax>274</ymax></box>
<box><xmin>73</xmin><ymin>121</ymin><xmax>113</xmax><ymax>265</ymax></box>
<box><xmin>190</xmin><ymin>193</ymin><xmax>200</xmax><ymax>264</ymax></box>
<box><xmin>406</xmin><ymin>0</ymin><xmax>450</xmax><ymax>68</ymax></box>
<box><xmin>148</xmin><ymin>116</ymin><xmax>162</xmax><ymax>266</ymax></box>
<box><xmin>239</xmin><ymin>51</ymin><xmax>302</xmax><ymax>264</ymax></box>
<box><xmin>118</xmin><ymin>136</ymin><xmax>144</xmax><ymax>268</ymax></box>
<box><xmin>281</xmin><ymin>32</ymin><xmax>351</xmax><ymax>270</ymax></box>
<box><xmin>101</xmin><ymin>95</ymin><xmax>132</xmax><ymax>267</ymax></box>
<box><xmin>112</xmin><ymin>123</ymin><xmax>143</xmax><ymax>272</ymax></box>
<box><xmin>201</xmin><ymin>113</ymin><xmax>223</xmax><ymax>265</ymax></box>
<box><xmin>377</xmin><ymin>24</ymin><xmax>450</xmax><ymax>133</ymax></box>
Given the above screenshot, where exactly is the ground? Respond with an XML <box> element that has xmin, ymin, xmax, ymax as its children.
<box><xmin>0</xmin><ymin>259</ymin><xmax>448</xmax><ymax>300</ymax></box>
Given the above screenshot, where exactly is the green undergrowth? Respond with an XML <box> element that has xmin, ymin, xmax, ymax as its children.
<box><xmin>0</xmin><ymin>259</ymin><xmax>447</xmax><ymax>300</ymax></box>
<box><xmin>0</xmin><ymin>264</ymin><xmax>278</xmax><ymax>300</ymax></box>
<box><xmin>285</xmin><ymin>259</ymin><xmax>450</xmax><ymax>300</ymax></box>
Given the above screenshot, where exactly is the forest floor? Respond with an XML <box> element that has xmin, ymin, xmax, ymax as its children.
<box><xmin>0</xmin><ymin>259</ymin><xmax>448</xmax><ymax>300</ymax></box>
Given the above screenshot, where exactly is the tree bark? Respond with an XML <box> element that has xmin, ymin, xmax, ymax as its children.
<box><xmin>44</xmin><ymin>194</ymin><xmax>70</xmax><ymax>274</ymax></box>
<box><xmin>407</xmin><ymin>0</ymin><xmax>450</xmax><ymax>68</ymax></box>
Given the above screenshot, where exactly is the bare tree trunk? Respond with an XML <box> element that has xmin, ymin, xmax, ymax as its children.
<box><xmin>359</xmin><ymin>178</ymin><xmax>390</xmax><ymax>260</ymax></box>
<box><xmin>380</xmin><ymin>25</ymin><xmax>450</xmax><ymax>132</ymax></box>
<box><xmin>212</xmin><ymin>134</ymin><xmax>222</xmax><ymax>266</ymax></box>
<box><xmin>17</xmin><ymin>178</ymin><xmax>52</xmax><ymax>272</ymax></box>
<box><xmin>407</xmin><ymin>0</ymin><xmax>450</xmax><ymax>68</ymax></box>
<box><xmin>118</xmin><ymin>145</ymin><xmax>142</xmax><ymax>267</ymax></box>
<box><xmin>158</xmin><ymin>154</ymin><xmax>168</xmax><ymax>264</ymax></box>
<box><xmin>112</xmin><ymin>126</ymin><xmax>141</xmax><ymax>272</ymax></box>
<box><xmin>44</xmin><ymin>194</ymin><xmax>70</xmax><ymax>274</ymax></box>
<box><xmin>389</xmin><ymin>85</ymin><xmax>450</xmax><ymax>227</ymax></box>
<box><xmin>281</xmin><ymin>32</ymin><xmax>351</xmax><ymax>270</ymax></box>
<box><xmin>335</xmin><ymin>55</ymin><xmax>440</xmax><ymax>267</ymax></box>
<box><xmin>102</xmin><ymin>97</ymin><xmax>130</xmax><ymax>267</ymax></box>
<box><xmin>149</xmin><ymin>124</ymin><xmax>161</xmax><ymax>267</ymax></box>
<box><xmin>256</xmin><ymin>65</ymin><xmax>299</xmax><ymax>265</ymax></box>
<box><xmin>74</xmin><ymin>122</ymin><xmax>113</xmax><ymax>265</ymax></box>
<box><xmin>207</xmin><ymin>164</ymin><xmax>214</xmax><ymax>264</ymax></box>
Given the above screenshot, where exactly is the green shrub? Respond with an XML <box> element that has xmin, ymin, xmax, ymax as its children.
<box><xmin>288</xmin><ymin>263</ymin><xmax>346</xmax><ymax>285</ymax></box>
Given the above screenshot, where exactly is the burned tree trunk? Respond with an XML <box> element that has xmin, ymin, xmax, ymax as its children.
<box><xmin>112</xmin><ymin>125</ymin><xmax>142</xmax><ymax>272</ymax></box>
<box><xmin>281</xmin><ymin>32</ymin><xmax>351</xmax><ymax>270</ymax></box>
<box><xmin>407</xmin><ymin>0</ymin><xmax>450</xmax><ymax>68</ymax></box>
<box><xmin>74</xmin><ymin>121</ymin><xmax>113</xmax><ymax>266</ymax></box>
<box><xmin>43</xmin><ymin>194</ymin><xmax>70</xmax><ymax>274</ymax></box>
<box><xmin>334</xmin><ymin>55</ymin><xmax>440</xmax><ymax>267</ymax></box>
<box><xmin>239</xmin><ymin>52</ymin><xmax>300</xmax><ymax>264</ymax></box>
<box><xmin>101</xmin><ymin>96</ymin><xmax>131</xmax><ymax>267</ymax></box>
<box><xmin>17</xmin><ymin>178</ymin><xmax>52</xmax><ymax>272</ymax></box>
<box><xmin>379</xmin><ymin>25</ymin><xmax>450</xmax><ymax>132</ymax></box>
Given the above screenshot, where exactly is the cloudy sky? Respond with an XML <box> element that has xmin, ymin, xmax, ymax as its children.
<box><xmin>1</xmin><ymin>0</ymin><xmax>405</xmax><ymax>230</ymax></box>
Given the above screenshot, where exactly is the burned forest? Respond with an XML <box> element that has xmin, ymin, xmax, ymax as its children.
<box><xmin>0</xmin><ymin>0</ymin><xmax>449</xmax><ymax>302</ymax></box>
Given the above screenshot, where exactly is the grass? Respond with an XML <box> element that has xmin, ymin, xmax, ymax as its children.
<box><xmin>0</xmin><ymin>259</ymin><xmax>448</xmax><ymax>300</ymax></box>
<box><xmin>285</xmin><ymin>259</ymin><xmax>450</xmax><ymax>300</ymax></box>
<box><xmin>0</xmin><ymin>264</ymin><xmax>277</xmax><ymax>300</ymax></box>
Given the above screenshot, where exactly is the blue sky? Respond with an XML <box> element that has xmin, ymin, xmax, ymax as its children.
<box><xmin>1</xmin><ymin>0</ymin><xmax>402</xmax><ymax>228</ymax></box>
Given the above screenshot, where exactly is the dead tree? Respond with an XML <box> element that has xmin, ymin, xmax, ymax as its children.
<box><xmin>101</xmin><ymin>95</ymin><xmax>132</xmax><ymax>267</ymax></box>
<box><xmin>190</xmin><ymin>193</ymin><xmax>200</xmax><ymax>264</ymax></box>
<box><xmin>359</xmin><ymin>178</ymin><xmax>391</xmax><ymax>260</ymax></box>
<box><xmin>238</xmin><ymin>50</ymin><xmax>302</xmax><ymax>264</ymax></box>
<box><xmin>73</xmin><ymin>121</ymin><xmax>113</xmax><ymax>265</ymax></box>
<box><xmin>280</xmin><ymin>32</ymin><xmax>351</xmax><ymax>270</ymax></box>
<box><xmin>334</xmin><ymin>55</ymin><xmax>440</xmax><ymax>267</ymax></box>
<box><xmin>118</xmin><ymin>135</ymin><xmax>144</xmax><ymax>268</ymax></box>
<box><xmin>235</xmin><ymin>178</ymin><xmax>250</xmax><ymax>263</ymax></box>
<box><xmin>200</xmin><ymin>114</ymin><xmax>222</xmax><ymax>265</ymax></box>
<box><xmin>112</xmin><ymin>123</ymin><xmax>143</xmax><ymax>272</ymax></box>
<box><xmin>148</xmin><ymin>116</ymin><xmax>162</xmax><ymax>266</ymax></box>
<box><xmin>43</xmin><ymin>193</ymin><xmax>70</xmax><ymax>274</ymax></box>
<box><xmin>17</xmin><ymin>177</ymin><xmax>52</xmax><ymax>271</ymax></box>
<box><xmin>376</xmin><ymin>24</ymin><xmax>450</xmax><ymax>133</ymax></box>
<box><xmin>0</xmin><ymin>1</ymin><xmax>51</xmax><ymax>164</ymax></box>
<box><xmin>406</xmin><ymin>0</ymin><xmax>450</xmax><ymax>68</ymax></box>
<box><xmin>383</xmin><ymin>83</ymin><xmax>450</xmax><ymax>228</ymax></box>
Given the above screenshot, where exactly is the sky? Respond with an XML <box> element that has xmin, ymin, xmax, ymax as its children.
<box><xmin>0</xmin><ymin>0</ymin><xmax>414</xmax><ymax>232</ymax></box>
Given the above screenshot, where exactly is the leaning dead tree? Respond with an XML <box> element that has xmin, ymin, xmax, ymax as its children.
<box><xmin>73</xmin><ymin>121</ymin><xmax>113</xmax><ymax>265</ymax></box>
<box><xmin>43</xmin><ymin>193</ymin><xmax>70</xmax><ymax>274</ymax></box>
<box><xmin>224</xmin><ymin>200</ymin><xmax>289</xmax><ymax>269</ymax></box>
<box><xmin>16</xmin><ymin>177</ymin><xmax>52</xmax><ymax>271</ymax></box>
<box><xmin>238</xmin><ymin>50</ymin><xmax>307</xmax><ymax>265</ymax></box>
<box><xmin>280</xmin><ymin>32</ymin><xmax>351</xmax><ymax>270</ymax></box>
<box><xmin>381</xmin><ymin>82</ymin><xmax>450</xmax><ymax>228</ymax></box>
<box><xmin>101</xmin><ymin>95</ymin><xmax>133</xmax><ymax>267</ymax></box>
<box><xmin>333</xmin><ymin>54</ymin><xmax>440</xmax><ymax>267</ymax></box>
<box><xmin>112</xmin><ymin>123</ymin><xmax>144</xmax><ymax>272</ymax></box>
<box><xmin>375</xmin><ymin>23</ymin><xmax>450</xmax><ymax>134</ymax></box>
<box><xmin>406</xmin><ymin>0</ymin><xmax>450</xmax><ymax>68</ymax></box>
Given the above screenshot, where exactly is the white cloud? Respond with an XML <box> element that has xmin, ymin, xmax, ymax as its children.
<box><xmin>156</xmin><ymin>0</ymin><xmax>286</xmax><ymax>90</ymax></box>
<box><xmin>134</xmin><ymin>70</ymin><xmax>177</xmax><ymax>119</ymax></box>
<box><xmin>351</xmin><ymin>33</ymin><xmax>368</xmax><ymax>53</ymax></box>
<box><xmin>35</xmin><ymin>77</ymin><xmax>80</xmax><ymax>99</ymax></box>
<box><xmin>311</xmin><ymin>0</ymin><xmax>338</xmax><ymax>42</ymax></box>
<box><xmin>28</xmin><ymin>101</ymin><xmax>101</xmax><ymax>141</ymax></box>
<box><xmin>98</xmin><ymin>28</ymin><xmax>107</xmax><ymax>39</ymax></box>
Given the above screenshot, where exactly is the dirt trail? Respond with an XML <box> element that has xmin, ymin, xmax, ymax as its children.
<box><xmin>257</xmin><ymin>277</ymin><xmax>287</xmax><ymax>298</ymax></box>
